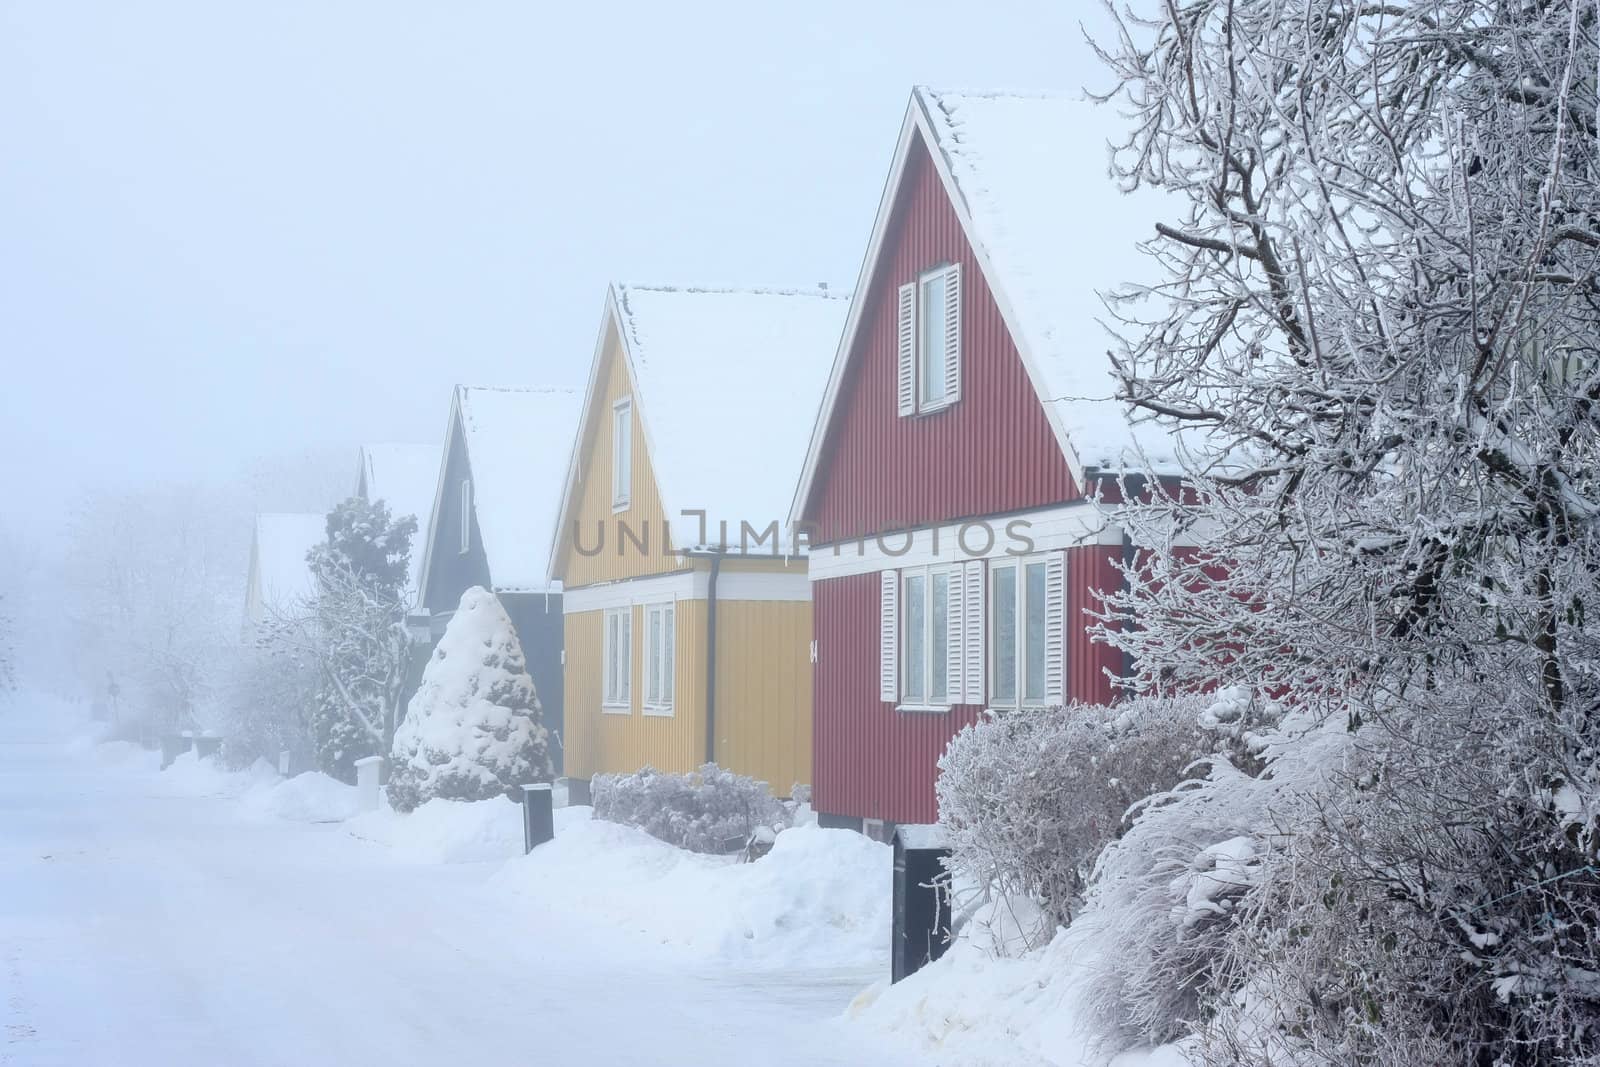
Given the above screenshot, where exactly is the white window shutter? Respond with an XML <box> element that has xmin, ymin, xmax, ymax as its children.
<box><xmin>963</xmin><ymin>560</ymin><xmax>984</xmax><ymax>704</ymax></box>
<box><xmin>1045</xmin><ymin>552</ymin><xmax>1066</xmax><ymax>705</ymax></box>
<box><xmin>942</xmin><ymin>264</ymin><xmax>962</xmax><ymax>405</ymax></box>
<box><xmin>896</xmin><ymin>282</ymin><xmax>916</xmax><ymax>417</ymax></box>
<box><xmin>946</xmin><ymin>567</ymin><xmax>964</xmax><ymax>703</ymax></box>
<box><xmin>879</xmin><ymin>569</ymin><xmax>899</xmax><ymax>702</ymax></box>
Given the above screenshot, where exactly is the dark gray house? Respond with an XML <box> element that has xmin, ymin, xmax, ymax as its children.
<box><xmin>414</xmin><ymin>385</ymin><xmax>581</xmax><ymax>767</ymax></box>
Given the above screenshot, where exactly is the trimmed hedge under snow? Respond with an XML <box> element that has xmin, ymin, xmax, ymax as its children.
<box><xmin>591</xmin><ymin>763</ymin><xmax>786</xmax><ymax>854</ymax></box>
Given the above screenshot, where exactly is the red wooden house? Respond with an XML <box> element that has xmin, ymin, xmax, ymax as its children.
<box><xmin>790</xmin><ymin>88</ymin><xmax>1179</xmax><ymax>833</ymax></box>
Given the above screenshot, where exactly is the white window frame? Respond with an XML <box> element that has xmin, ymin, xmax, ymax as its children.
<box><xmin>897</xmin><ymin>564</ymin><xmax>954</xmax><ymax>713</ymax></box>
<box><xmin>989</xmin><ymin>555</ymin><xmax>1052</xmax><ymax>709</ymax></box>
<box><xmin>602</xmin><ymin>606</ymin><xmax>631</xmax><ymax>712</ymax></box>
<box><xmin>458</xmin><ymin>479</ymin><xmax>472</xmax><ymax>555</ymax></box>
<box><xmin>897</xmin><ymin>263</ymin><xmax>960</xmax><ymax>417</ymax></box>
<box><xmin>916</xmin><ymin>265</ymin><xmax>951</xmax><ymax>410</ymax></box>
<box><xmin>642</xmin><ymin>600</ymin><xmax>675</xmax><ymax>717</ymax></box>
<box><xmin>612</xmin><ymin>397</ymin><xmax>632</xmax><ymax>511</ymax></box>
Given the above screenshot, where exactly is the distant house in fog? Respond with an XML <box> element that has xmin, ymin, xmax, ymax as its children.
<box><xmin>413</xmin><ymin>385</ymin><xmax>580</xmax><ymax>765</ymax></box>
<box><xmin>353</xmin><ymin>441</ymin><xmax>441</xmax><ymax>603</ymax></box>
<box><xmin>243</xmin><ymin>512</ymin><xmax>327</xmax><ymax>630</ymax></box>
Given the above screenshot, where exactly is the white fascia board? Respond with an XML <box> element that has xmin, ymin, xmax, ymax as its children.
<box><xmin>563</xmin><ymin>567</ymin><xmax>811</xmax><ymax>613</ymax></box>
<box><xmin>806</xmin><ymin>502</ymin><xmax>1121</xmax><ymax>582</ymax></box>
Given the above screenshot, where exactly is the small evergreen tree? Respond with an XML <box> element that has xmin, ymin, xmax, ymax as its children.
<box><xmin>386</xmin><ymin>586</ymin><xmax>551</xmax><ymax>813</ymax></box>
<box><xmin>306</xmin><ymin>498</ymin><xmax>416</xmax><ymax>783</ymax></box>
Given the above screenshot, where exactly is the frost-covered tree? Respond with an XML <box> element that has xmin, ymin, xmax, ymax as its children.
<box><xmin>1090</xmin><ymin>2</ymin><xmax>1600</xmax><ymax>1061</ymax></box>
<box><xmin>385</xmin><ymin>587</ymin><xmax>550</xmax><ymax>813</ymax></box>
<box><xmin>304</xmin><ymin>497</ymin><xmax>416</xmax><ymax>783</ymax></box>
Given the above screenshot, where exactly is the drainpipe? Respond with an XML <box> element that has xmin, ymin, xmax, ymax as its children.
<box><xmin>704</xmin><ymin>551</ymin><xmax>723</xmax><ymax>765</ymax></box>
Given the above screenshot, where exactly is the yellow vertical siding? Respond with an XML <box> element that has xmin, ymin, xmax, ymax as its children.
<box><xmin>562</xmin><ymin>600</ymin><xmax>706</xmax><ymax>779</ymax></box>
<box><xmin>712</xmin><ymin>598</ymin><xmax>813</xmax><ymax>796</ymax></box>
<box><xmin>555</xmin><ymin>322</ymin><xmax>681</xmax><ymax>588</ymax></box>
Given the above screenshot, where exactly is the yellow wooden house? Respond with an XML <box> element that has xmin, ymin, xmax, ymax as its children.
<box><xmin>547</xmin><ymin>284</ymin><xmax>849</xmax><ymax>796</ymax></box>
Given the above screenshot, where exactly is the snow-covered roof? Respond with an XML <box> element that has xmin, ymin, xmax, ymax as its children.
<box><xmin>452</xmin><ymin>386</ymin><xmax>581</xmax><ymax>593</ymax></box>
<box><xmin>247</xmin><ymin>512</ymin><xmax>325</xmax><ymax>621</ymax></box>
<box><xmin>613</xmin><ymin>285</ymin><xmax>849</xmax><ymax>550</ymax></box>
<box><xmin>355</xmin><ymin>442</ymin><xmax>441</xmax><ymax>593</ymax></box>
<box><xmin>792</xmin><ymin>87</ymin><xmax>1180</xmax><ymax>522</ymax></box>
<box><xmin>916</xmin><ymin>88</ymin><xmax>1174</xmax><ymax>473</ymax></box>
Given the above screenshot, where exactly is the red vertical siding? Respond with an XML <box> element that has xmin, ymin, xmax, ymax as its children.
<box><xmin>813</xmin><ymin>546</ymin><xmax>1129</xmax><ymax>824</ymax></box>
<box><xmin>1067</xmin><ymin>543</ymin><xmax>1125</xmax><ymax>707</ymax></box>
<box><xmin>802</xmin><ymin>134</ymin><xmax>1079</xmax><ymax>543</ymax></box>
<box><xmin>812</xmin><ymin>571</ymin><xmax>983</xmax><ymax>825</ymax></box>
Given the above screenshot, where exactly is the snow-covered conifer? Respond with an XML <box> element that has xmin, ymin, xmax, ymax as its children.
<box><xmin>385</xmin><ymin>586</ymin><xmax>550</xmax><ymax>813</ymax></box>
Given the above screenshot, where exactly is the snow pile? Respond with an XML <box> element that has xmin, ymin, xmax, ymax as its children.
<box><xmin>346</xmin><ymin>796</ymin><xmax>523</xmax><ymax>863</ymax></box>
<box><xmin>850</xmin><ymin>911</ymin><xmax>1191</xmax><ymax>1067</ymax></box>
<box><xmin>387</xmin><ymin>586</ymin><xmax>551</xmax><ymax>812</ymax></box>
<box><xmin>151</xmin><ymin>751</ymin><xmax>277</xmax><ymax>798</ymax></box>
<box><xmin>493</xmin><ymin>809</ymin><xmax>890</xmax><ymax>967</ymax></box>
<box><xmin>240</xmin><ymin>771</ymin><xmax>359</xmax><ymax>823</ymax></box>
<box><xmin>92</xmin><ymin>739</ymin><xmax>159</xmax><ymax>771</ymax></box>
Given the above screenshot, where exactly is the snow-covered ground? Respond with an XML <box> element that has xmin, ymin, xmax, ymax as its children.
<box><xmin>0</xmin><ymin>697</ymin><xmax>928</xmax><ymax>1066</ymax></box>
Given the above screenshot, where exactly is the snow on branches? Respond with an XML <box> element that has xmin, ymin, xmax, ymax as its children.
<box><xmin>935</xmin><ymin>694</ymin><xmax>1212</xmax><ymax>944</ymax></box>
<box><xmin>385</xmin><ymin>586</ymin><xmax>551</xmax><ymax>812</ymax></box>
<box><xmin>1088</xmin><ymin>1</ymin><xmax>1600</xmax><ymax>1062</ymax></box>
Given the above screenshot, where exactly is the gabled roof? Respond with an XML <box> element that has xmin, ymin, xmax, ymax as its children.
<box><xmin>791</xmin><ymin>87</ymin><xmax>1178</xmax><ymax>522</ymax></box>
<box><xmin>355</xmin><ymin>442</ymin><xmax>441</xmax><ymax>594</ymax></box>
<box><xmin>549</xmin><ymin>284</ymin><xmax>850</xmax><ymax>574</ymax></box>
<box><xmin>416</xmin><ymin>385</ymin><xmax>581</xmax><ymax>598</ymax></box>
<box><xmin>246</xmin><ymin>512</ymin><xmax>326</xmax><ymax>621</ymax></box>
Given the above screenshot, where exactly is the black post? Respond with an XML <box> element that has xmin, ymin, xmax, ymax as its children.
<box><xmin>521</xmin><ymin>784</ymin><xmax>554</xmax><ymax>853</ymax></box>
<box><xmin>891</xmin><ymin>827</ymin><xmax>952</xmax><ymax>983</ymax></box>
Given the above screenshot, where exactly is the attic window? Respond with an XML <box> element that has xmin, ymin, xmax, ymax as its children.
<box><xmin>459</xmin><ymin>479</ymin><xmax>472</xmax><ymax>555</ymax></box>
<box><xmin>897</xmin><ymin>263</ymin><xmax>962</xmax><ymax>417</ymax></box>
<box><xmin>612</xmin><ymin>397</ymin><xmax>632</xmax><ymax>510</ymax></box>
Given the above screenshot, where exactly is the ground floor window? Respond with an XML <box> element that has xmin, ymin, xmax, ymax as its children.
<box><xmin>990</xmin><ymin>556</ymin><xmax>1055</xmax><ymax>708</ymax></box>
<box><xmin>643</xmin><ymin>601</ymin><xmax>675</xmax><ymax>715</ymax></box>
<box><xmin>603</xmin><ymin>606</ymin><xmax>631</xmax><ymax>710</ymax></box>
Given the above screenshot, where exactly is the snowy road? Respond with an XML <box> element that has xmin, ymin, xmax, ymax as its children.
<box><xmin>0</xmin><ymin>704</ymin><xmax>928</xmax><ymax>1067</ymax></box>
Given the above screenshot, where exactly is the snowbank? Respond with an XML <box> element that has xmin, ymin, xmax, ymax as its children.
<box><xmin>345</xmin><ymin>795</ymin><xmax>523</xmax><ymax>863</ymax></box>
<box><xmin>150</xmin><ymin>751</ymin><xmax>277</xmax><ymax>798</ymax></box>
<box><xmin>491</xmin><ymin>808</ymin><xmax>890</xmax><ymax>968</ymax></box>
<box><xmin>240</xmin><ymin>771</ymin><xmax>359</xmax><ymax>823</ymax></box>
<box><xmin>849</xmin><ymin>914</ymin><xmax>1191</xmax><ymax>1067</ymax></box>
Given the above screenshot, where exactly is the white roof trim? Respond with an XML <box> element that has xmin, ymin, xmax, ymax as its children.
<box><xmin>788</xmin><ymin>87</ymin><xmax>1096</xmax><ymax>528</ymax></box>
<box><xmin>413</xmin><ymin>386</ymin><xmax>467</xmax><ymax>607</ymax></box>
<box><xmin>546</xmin><ymin>287</ymin><xmax>639</xmax><ymax>585</ymax></box>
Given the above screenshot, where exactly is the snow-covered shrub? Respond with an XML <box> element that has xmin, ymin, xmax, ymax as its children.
<box><xmin>937</xmin><ymin>693</ymin><xmax>1212</xmax><ymax>943</ymax></box>
<box><xmin>591</xmin><ymin>763</ymin><xmax>785</xmax><ymax>854</ymax></box>
<box><xmin>1082</xmin><ymin>698</ymin><xmax>1340</xmax><ymax>1048</ymax></box>
<box><xmin>385</xmin><ymin>587</ymin><xmax>551</xmax><ymax>813</ymax></box>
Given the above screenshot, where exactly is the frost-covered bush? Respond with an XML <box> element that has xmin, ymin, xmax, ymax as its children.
<box><xmin>1083</xmin><ymin>694</ymin><xmax>1331</xmax><ymax>1048</ymax></box>
<box><xmin>385</xmin><ymin>587</ymin><xmax>551</xmax><ymax>813</ymax></box>
<box><xmin>937</xmin><ymin>693</ymin><xmax>1211</xmax><ymax>941</ymax></box>
<box><xmin>592</xmin><ymin>763</ymin><xmax>786</xmax><ymax>854</ymax></box>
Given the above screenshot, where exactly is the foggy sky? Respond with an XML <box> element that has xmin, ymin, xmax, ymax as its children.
<box><xmin>0</xmin><ymin>1</ymin><xmax>1114</xmax><ymax>540</ymax></box>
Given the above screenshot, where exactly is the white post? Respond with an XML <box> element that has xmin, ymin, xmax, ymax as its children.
<box><xmin>354</xmin><ymin>756</ymin><xmax>384</xmax><ymax>813</ymax></box>
<box><xmin>278</xmin><ymin>750</ymin><xmax>291</xmax><ymax>777</ymax></box>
